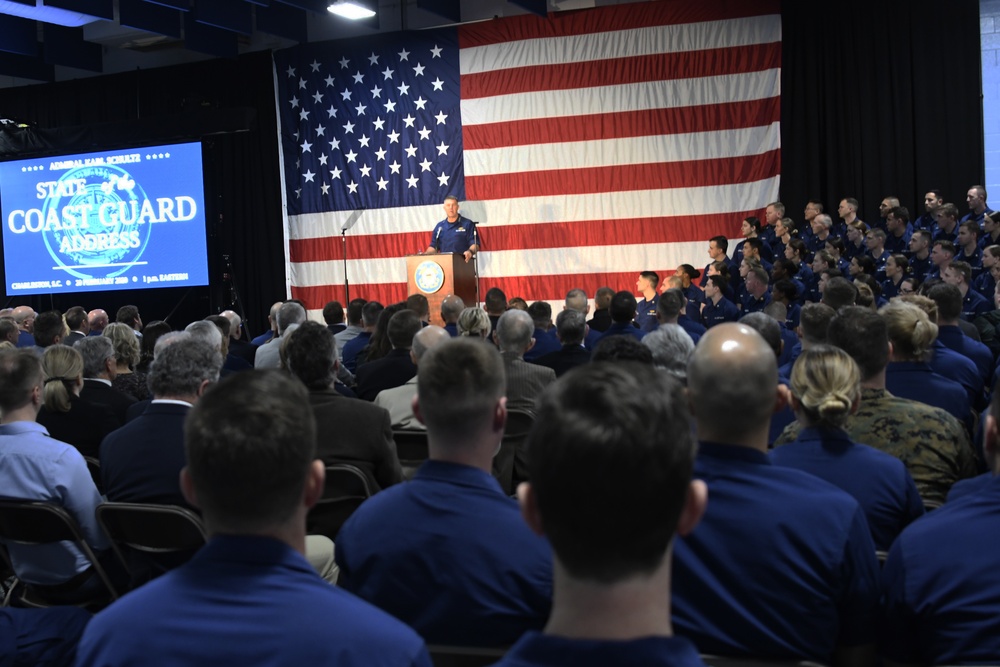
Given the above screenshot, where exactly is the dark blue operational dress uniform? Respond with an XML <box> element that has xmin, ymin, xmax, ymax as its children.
<box><xmin>701</xmin><ymin>297</ymin><xmax>740</xmax><ymax>328</ymax></box>
<box><xmin>881</xmin><ymin>475</ymin><xmax>1000</xmax><ymax>665</ymax></box>
<box><xmin>429</xmin><ymin>216</ymin><xmax>477</xmax><ymax>253</ymax></box>
<box><xmin>491</xmin><ymin>632</ymin><xmax>706</xmax><ymax>667</ymax></box>
<box><xmin>635</xmin><ymin>294</ymin><xmax>660</xmax><ymax>332</ymax></box>
<box><xmin>770</xmin><ymin>426</ymin><xmax>924</xmax><ymax>551</ymax></box>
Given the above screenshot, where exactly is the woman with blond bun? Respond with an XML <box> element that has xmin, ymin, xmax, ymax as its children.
<box><xmin>771</xmin><ymin>345</ymin><xmax>923</xmax><ymax>550</ymax></box>
<box><xmin>36</xmin><ymin>344</ymin><xmax>119</xmax><ymax>459</ymax></box>
<box><xmin>880</xmin><ymin>299</ymin><xmax>971</xmax><ymax>430</ymax></box>
<box><xmin>457</xmin><ymin>307</ymin><xmax>491</xmax><ymax>340</ymax></box>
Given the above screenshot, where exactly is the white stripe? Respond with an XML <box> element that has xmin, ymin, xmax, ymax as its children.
<box><xmin>464</xmin><ymin>122</ymin><xmax>780</xmax><ymax>175</ymax></box>
<box><xmin>460</xmin><ymin>15</ymin><xmax>781</xmax><ymax>75</ymax></box>
<box><xmin>288</xmin><ymin>177</ymin><xmax>779</xmax><ymax>240</ymax></box>
<box><xmin>460</xmin><ymin>70</ymin><xmax>780</xmax><ymax>126</ymax></box>
<box><xmin>292</xmin><ymin>240</ymin><xmax>714</xmax><ymax>288</ymax></box>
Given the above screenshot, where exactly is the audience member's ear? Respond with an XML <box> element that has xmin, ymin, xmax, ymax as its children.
<box><xmin>517</xmin><ymin>482</ymin><xmax>544</xmax><ymax>537</ymax></box>
<box><xmin>412</xmin><ymin>394</ymin><xmax>426</xmax><ymax>426</ymax></box>
<box><xmin>180</xmin><ymin>468</ymin><xmax>200</xmax><ymax>509</ymax></box>
<box><xmin>196</xmin><ymin>379</ymin><xmax>213</xmax><ymax>398</ymax></box>
<box><xmin>774</xmin><ymin>383</ymin><xmax>790</xmax><ymax>415</ymax></box>
<box><xmin>410</xmin><ymin>350</ymin><xmax>418</xmax><ymax>365</ymax></box>
<box><xmin>676</xmin><ymin>479</ymin><xmax>707</xmax><ymax>537</ymax></box>
<box><xmin>525</xmin><ymin>338</ymin><xmax>535</xmax><ymax>352</ymax></box>
<box><xmin>984</xmin><ymin>414</ymin><xmax>999</xmax><ymax>473</ymax></box>
<box><xmin>492</xmin><ymin>396</ymin><xmax>507</xmax><ymax>434</ymax></box>
<box><xmin>302</xmin><ymin>461</ymin><xmax>325</xmax><ymax>510</ymax></box>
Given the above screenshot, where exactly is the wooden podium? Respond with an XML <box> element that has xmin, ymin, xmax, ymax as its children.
<box><xmin>406</xmin><ymin>253</ymin><xmax>477</xmax><ymax>327</ymax></box>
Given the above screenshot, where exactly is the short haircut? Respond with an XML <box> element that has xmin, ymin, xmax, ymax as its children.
<box><xmin>0</xmin><ymin>349</ymin><xmax>42</xmax><ymax>413</ymax></box>
<box><xmin>322</xmin><ymin>301</ymin><xmax>344</xmax><ymax>325</ymax></box>
<box><xmin>820</xmin><ymin>268</ymin><xmax>844</xmax><ymax>281</ymax></box>
<box><xmin>527</xmin><ymin>301</ymin><xmax>553</xmax><ymax>329</ymax></box>
<box><xmin>416</xmin><ymin>339</ymin><xmax>505</xmax><ymax>443</ymax></box>
<box><xmin>822</xmin><ymin>277</ymin><xmax>859</xmax><ymax>310</ymax></box>
<box><xmin>739</xmin><ymin>312</ymin><xmax>781</xmax><ymax>358</ymax></box>
<box><xmin>204</xmin><ymin>314</ymin><xmax>231</xmax><ymax>340</ymax></box>
<box><xmin>495</xmin><ymin>309</ymin><xmax>534</xmax><ymax>353</ymax></box>
<box><xmin>748</xmin><ymin>266</ymin><xmax>770</xmax><ymax>285</ymax></box>
<box><xmin>387</xmin><ymin>309</ymin><xmax>421</xmax><ymax>349</ymax></box>
<box><xmin>41</xmin><ymin>345</ymin><xmax>82</xmax><ymax>413</ymax></box>
<box><xmin>808</xmin><ymin>200</ymin><xmax>824</xmax><ymax>213</ymax></box>
<box><xmin>948</xmin><ymin>261</ymin><xmax>972</xmax><ymax>285</ymax></box>
<box><xmin>926</xmin><ymin>283</ymin><xmax>963</xmax><ymax>322</ymax></box>
<box><xmin>656</xmin><ymin>288</ymin><xmax>685</xmax><ymax>320</ymax></box>
<box><xmin>507</xmin><ymin>297</ymin><xmax>528</xmax><ymax>311</ymax></box>
<box><xmin>276</xmin><ymin>301</ymin><xmax>306</xmax><ymax>335</ymax></box>
<box><xmin>986</xmin><ymin>245</ymin><xmax>1000</xmax><ymax>260</ymax></box>
<box><xmin>76</xmin><ymin>336</ymin><xmax>115</xmax><ymax>378</ymax></box>
<box><xmin>527</xmin><ymin>362</ymin><xmax>695</xmax><ymax>582</ymax></box>
<box><xmin>64</xmin><ymin>306</ymin><xmax>88</xmax><ymax>331</ymax></box>
<box><xmin>594</xmin><ymin>287</ymin><xmax>614</xmax><ymax>310</ymax></box>
<box><xmin>939</xmin><ymin>203</ymin><xmax>959</xmax><ymax>220</ymax></box>
<box><xmin>32</xmin><ymin>310</ymin><xmax>65</xmax><ymax>347</ymax></box>
<box><xmin>346</xmin><ymin>298</ymin><xmax>367</xmax><ymax>325</ymax></box>
<box><xmin>706</xmin><ymin>274</ymin><xmax>729</xmax><ymax>292</ymax></box>
<box><xmin>149</xmin><ymin>338</ymin><xmax>222</xmax><ymax>398</ymax></box>
<box><xmin>443</xmin><ymin>194</ymin><xmax>459</xmax><ymax>204</ymax></box>
<box><xmin>642</xmin><ymin>326</ymin><xmax>694</xmax><ymax>379</ymax></box>
<box><xmin>912</xmin><ymin>229</ymin><xmax>932</xmax><ymax>245</ymax></box>
<box><xmin>933</xmin><ymin>240</ymin><xmax>956</xmax><ymax>258</ymax></box>
<box><xmin>709</xmin><ymin>235</ymin><xmax>729</xmax><ymax>253</ymax></box>
<box><xmin>0</xmin><ymin>319</ymin><xmax>18</xmax><ymax>344</ymax></box>
<box><xmin>762</xmin><ymin>301</ymin><xmax>787</xmax><ymax>323</ymax></box>
<box><xmin>441</xmin><ymin>296</ymin><xmax>466</xmax><ymax>321</ymax></box>
<box><xmin>592</xmin><ymin>335</ymin><xmax>653</xmax><ymax>364</ymax></box>
<box><xmin>814</xmin><ymin>214</ymin><xmax>833</xmax><ymax>230</ymax></box>
<box><xmin>889</xmin><ymin>206</ymin><xmax>910</xmax><ymax>223</ymax></box>
<box><xmin>103</xmin><ymin>322</ymin><xmax>140</xmax><ymax>367</ymax></box>
<box><xmin>639</xmin><ymin>271</ymin><xmax>659</xmax><ymax>287</ymax></box>
<box><xmin>959</xmin><ymin>221</ymin><xmax>982</xmax><ymax>240</ymax></box>
<box><xmin>116</xmin><ymin>305</ymin><xmax>139</xmax><ymax>326</ymax></box>
<box><xmin>609</xmin><ymin>291</ymin><xmax>638</xmax><ymax>323</ymax></box>
<box><xmin>361</xmin><ymin>300</ymin><xmax>384</xmax><ymax>327</ymax></box>
<box><xmin>555</xmin><ymin>309</ymin><xmax>586</xmax><ymax>346</ymax></box>
<box><xmin>767</xmin><ymin>201</ymin><xmax>785</xmax><ymax>216</ymax></box>
<box><xmin>184</xmin><ymin>370</ymin><xmax>317</xmax><ymax>532</ymax></box>
<box><xmin>458</xmin><ymin>307</ymin><xmax>491</xmax><ymax>338</ymax></box>
<box><xmin>867</xmin><ymin>228</ymin><xmax>887</xmax><ymax>243</ymax></box>
<box><xmin>844</xmin><ymin>197</ymin><xmax>859</xmax><ymax>210</ymax></box>
<box><xmin>484</xmin><ymin>287</ymin><xmax>508</xmax><ymax>314</ymax></box>
<box><xmin>405</xmin><ymin>294</ymin><xmax>430</xmax><ymax>319</ymax></box>
<box><xmin>799</xmin><ymin>302</ymin><xmax>836</xmax><ymax>344</ymax></box>
<box><xmin>284</xmin><ymin>321</ymin><xmax>336</xmax><ymax>390</ymax></box>
<box><xmin>790</xmin><ymin>345</ymin><xmax>861</xmax><ymax>430</ymax></box>
<box><xmin>564</xmin><ymin>289</ymin><xmax>588</xmax><ymax>313</ymax></box>
<box><xmin>746</xmin><ymin>237</ymin><xmax>764</xmax><ymax>253</ymax></box>
<box><xmin>826</xmin><ymin>306</ymin><xmax>888</xmax><ymax>381</ymax></box>
<box><xmin>880</xmin><ymin>300</ymin><xmax>937</xmax><ymax>360</ymax></box>
<box><xmin>184</xmin><ymin>321</ymin><xmax>223</xmax><ymax>350</ymax></box>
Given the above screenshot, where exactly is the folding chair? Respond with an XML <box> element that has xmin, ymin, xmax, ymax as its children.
<box><xmin>393</xmin><ymin>430</ymin><xmax>429</xmax><ymax>479</ymax></box>
<box><xmin>0</xmin><ymin>500</ymin><xmax>118</xmax><ymax>608</ymax></box>
<box><xmin>95</xmin><ymin>503</ymin><xmax>207</xmax><ymax>588</ymax></box>
<box><xmin>306</xmin><ymin>464</ymin><xmax>373</xmax><ymax>540</ymax></box>
<box><xmin>83</xmin><ymin>456</ymin><xmax>103</xmax><ymax>495</ymax></box>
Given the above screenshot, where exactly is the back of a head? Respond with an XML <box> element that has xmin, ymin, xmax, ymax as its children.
<box><xmin>220</xmin><ymin>310</ymin><xmax>242</xmax><ymax>337</ymax></box>
<box><xmin>790</xmin><ymin>344</ymin><xmax>861</xmax><ymax>430</ymax></box>
<box><xmin>496</xmin><ymin>309</ymin><xmax>534</xmax><ymax>353</ymax></box>
<box><xmin>276</xmin><ymin>301</ymin><xmax>307</xmax><ymax>335</ymax></box>
<box><xmin>762</xmin><ymin>301</ymin><xmax>787</xmax><ymax>323</ymax></box>
<box><xmin>103</xmin><ymin>322</ymin><xmax>140</xmax><ymax>367</ymax></box>
<box><xmin>527</xmin><ymin>362</ymin><xmax>695</xmax><ymax>582</ymax></box>
<box><xmin>33</xmin><ymin>310</ymin><xmax>66</xmax><ymax>347</ymax></box>
<box><xmin>347</xmin><ymin>298</ymin><xmax>367</xmax><ymax>326</ymax></box>
<box><xmin>484</xmin><ymin>287</ymin><xmax>508</xmax><ymax>315</ymax></box>
<box><xmin>527</xmin><ymin>301</ymin><xmax>552</xmax><ymax>329</ymax></box>
<box><xmin>323</xmin><ymin>300</ymin><xmax>344</xmax><ymax>325</ymax></box>
<box><xmin>687</xmin><ymin>323</ymin><xmax>777</xmax><ymax>440</ymax></box>
<box><xmin>440</xmin><ymin>296</ymin><xmax>466</xmax><ymax>322</ymax></box>
<box><xmin>361</xmin><ymin>300</ymin><xmax>384</xmax><ymax>327</ymax></box>
<box><xmin>799</xmin><ymin>303</ymin><xmax>836</xmax><ymax>344</ymax></box>
<box><xmin>826</xmin><ymin>306</ymin><xmax>888</xmax><ymax>381</ymax></box>
<box><xmin>507</xmin><ymin>297</ymin><xmax>528</xmax><ymax>312</ymax></box>
<box><xmin>205</xmin><ymin>315</ymin><xmax>231</xmax><ymax>340</ymax></box>
<box><xmin>739</xmin><ymin>312</ymin><xmax>782</xmax><ymax>358</ymax></box>
<box><xmin>555</xmin><ymin>309</ymin><xmax>586</xmax><ymax>346</ymax></box>
<box><xmin>185</xmin><ymin>370</ymin><xmax>317</xmax><ymax>533</ymax></box>
<box><xmin>387</xmin><ymin>309</ymin><xmax>422</xmax><ymax>350</ymax></box>
<box><xmin>564</xmin><ymin>288</ymin><xmax>588</xmax><ymax>313</ymax></box>
<box><xmin>149</xmin><ymin>338</ymin><xmax>223</xmax><ymax>399</ymax></box>
<box><xmin>926</xmin><ymin>283</ymin><xmax>963</xmax><ymax>323</ymax></box>
<box><xmin>412</xmin><ymin>325</ymin><xmax>451</xmax><ymax>362</ymax></box>
<box><xmin>594</xmin><ymin>287</ymin><xmax>614</xmax><ymax>310</ymax></box>
<box><xmin>185</xmin><ymin>320</ymin><xmax>223</xmax><ymax>351</ymax></box>
<box><xmin>642</xmin><ymin>325</ymin><xmax>694</xmax><ymax>379</ymax></box>
<box><xmin>457</xmin><ymin>307</ymin><xmax>490</xmax><ymax>338</ymax></box>
<box><xmin>592</xmin><ymin>335</ymin><xmax>653</xmax><ymax>364</ymax></box>
<box><xmin>140</xmin><ymin>321</ymin><xmax>173</xmax><ymax>360</ymax></box>
<box><xmin>0</xmin><ymin>349</ymin><xmax>41</xmax><ymax>413</ymax></box>
<box><xmin>880</xmin><ymin>300</ymin><xmax>938</xmax><ymax>360</ymax></box>
<box><xmin>367</xmin><ymin>302</ymin><xmax>407</xmax><ymax>361</ymax></box>
<box><xmin>116</xmin><ymin>304</ymin><xmax>139</xmax><ymax>326</ymax></box>
<box><xmin>0</xmin><ymin>319</ymin><xmax>17</xmax><ymax>345</ymax></box>
<box><xmin>656</xmin><ymin>289</ymin><xmax>684</xmax><ymax>320</ymax></box>
<box><xmin>76</xmin><ymin>336</ymin><xmax>115</xmax><ymax>378</ymax></box>
<box><xmin>610</xmin><ymin>291</ymin><xmax>638</xmax><ymax>323</ymax></box>
<box><xmin>41</xmin><ymin>345</ymin><xmax>82</xmax><ymax>413</ymax></box>
<box><xmin>65</xmin><ymin>306</ymin><xmax>88</xmax><ymax>331</ymax></box>
<box><xmin>284</xmin><ymin>321</ymin><xmax>336</xmax><ymax>390</ymax></box>
<box><xmin>405</xmin><ymin>294</ymin><xmax>430</xmax><ymax>320</ymax></box>
<box><xmin>417</xmin><ymin>339</ymin><xmax>505</xmax><ymax>444</ymax></box>
<box><xmin>822</xmin><ymin>277</ymin><xmax>859</xmax><ymax>310</ymax></box>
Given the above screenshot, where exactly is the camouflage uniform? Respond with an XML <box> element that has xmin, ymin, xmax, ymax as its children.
<box><xmin>774</xmin><ymin>387</ymin><xmax>979</xmax><ymax>506</ymax></box>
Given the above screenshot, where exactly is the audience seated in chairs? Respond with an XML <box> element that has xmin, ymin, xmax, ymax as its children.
<box><xmin>336</xmin><ymin>338</ymin><xmax>553</xmax><ymax>647</ymax></box>
<box><xmin>76</xmin><ymin>336</ymin><xmax>136</xmax><ymax>425</ymax></box>
<box><xmin>374</xmin><ymin>325</ymin><xmax>451</xmax><ymax>431</ymax></box>
<box><xmin>76</xmin><ymin>370</ymin><xmax>430</xmax><ymax>667</ymax></box>
<box><xmin>530</xmin><ymin>309</ymin><xmax>592</xmax><ymax>378</ymax></box>
<box><xmin>494</xmin><ymin>309</ymin><xmax>556</xmax><ymax>416</ymax></box>
<box><xmin>103</xmin><ymin>322</ymin><xmax>149</xmax><ymax>402</ymax></box>
<box><xmin>457</xmin><ymin>306</ymin><xmax>491</xmax><ymax>340</ymax></box>
<box><xmin>355</xmin><ymin>309</ymin><xmax>421</xmax><ymax>401</ymax></box>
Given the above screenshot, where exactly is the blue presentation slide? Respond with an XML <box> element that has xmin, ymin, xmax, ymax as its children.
<box><xmin>0</xmin><ymin>141</ymin><xmax>209</xmax><ymax>296</ymax></box>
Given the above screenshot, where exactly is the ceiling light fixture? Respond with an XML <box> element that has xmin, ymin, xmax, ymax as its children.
<box><xmin>327</xmin><ymin>1</ymin><xmax>376</xmax><ymax>20</ymax></box>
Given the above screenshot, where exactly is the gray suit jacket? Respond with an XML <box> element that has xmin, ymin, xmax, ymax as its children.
<box><xmin>501</xmin><ymin>351</ymin><xmax>556</xmax><ymax>415</ymax></box>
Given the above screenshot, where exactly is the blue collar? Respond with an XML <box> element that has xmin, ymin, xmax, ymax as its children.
<box><xmin>698</xmin><ymin>441</ymin><xmax>771</xmax><ymax>465</ymax></box>
<box><xmin>416</xmin><ymin>460</ymin><xmax>506</xmax><ymax>495</ymax></box>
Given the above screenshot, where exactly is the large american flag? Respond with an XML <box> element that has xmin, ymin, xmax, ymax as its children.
<box><xmin>274</xmin><ymin>0</ymin><xmax>781</xmax><ymax>314</ymax></box>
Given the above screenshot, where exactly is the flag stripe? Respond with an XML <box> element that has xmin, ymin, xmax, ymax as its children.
<box><xmin>462</xmin><ymin>98</ymin><xmax>781</xmax><ymax>149</ymax></box>
<box><xmin>462</xmin><ymin>42</ymin><xmax>780</xmax><ymax>99</ymax></box>
<box><xmin>289</xmin><ymin>212</ymin><xmax>759</xmax><ymax>263</ymax></box>
<box><xmin>460</xmin><ymin>69</ymin><xmax>780</xmax><ymax>126</ymax></box>
<box><xmin>457</xmin><ymin>0</ymin><xmax>781</xmax><ymax>49</ymax></box>
<box><xmin>465</xmin><ymin>123</ymin><xmax>779</xmax><ymax>176</ymax></box>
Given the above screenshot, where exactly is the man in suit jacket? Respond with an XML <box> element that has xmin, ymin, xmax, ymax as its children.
<box><xmin>255</xmin><ymin>302</ymin><xmax>307</xmax><ymax>369</ymax></box>
<box><xmin>495</xmin><ymin>309</ymin><xmax>556</xmax><ymax>415</ymax></box>
<box><xmin>76</xmin><ymin>336</ymin><xmax>136</xmax><ymax>424</ymax></box>
<box><xmin>221</xmin><ymin>310</ymin><xmax>256</xmax><ymax>365</ymax></box>
<box><xmin>100</xmin><ymin>335</ymin><xmax>223</xmax><ymax>507</ymax></box>
<box><xmin>63</xmin><ymin>306</ymin><xmax>90</xmax><ymax>346</ymax></box>
<box><xmin>285</xmin><ymin>321</ymin><xmax>403</xmax><ymax>491</ymax></box>
<box><xmin>355</xmin><ymin>310</ymin><xmax>421</xmax><ymax>402</ymax></box>
<box><xmin>533</xmin><ymin>309</ymin><xmax>591</xmax><ymax>378</ymax></box>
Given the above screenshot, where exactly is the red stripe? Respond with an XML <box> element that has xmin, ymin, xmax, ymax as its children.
<box><xmin>465</xmin><ymin>150</ymin><xmax>780</xmax><ymax>201</ymax></box>
<box><xmin>463</xmin><ymin>98</ymin><xmax>781</xmax><ymax>149</ymax></box>
<box><xmin>461</xmin><ymin>43</ymin><xmax>780</xmax><ymax>100</ymax></box>
<box><xmin>289</xmin><ymin>212</ymin><xmax>760</xmax><ymax>263</ymax></box>
<box><xmin>291</xmin><ymin>271</ymin><xmax>698</xmax><ymax>312</ymax></box>
<box><xmin>459</xmin><ymin>0</ymin><xmax>780</xmax><ymax>49</ymax></box>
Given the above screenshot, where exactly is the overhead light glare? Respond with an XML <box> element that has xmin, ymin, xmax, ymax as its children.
<box><xmin>327</xmin><ymin>1</ymin><xmax>375</xmax><ymax>20</ymax></box>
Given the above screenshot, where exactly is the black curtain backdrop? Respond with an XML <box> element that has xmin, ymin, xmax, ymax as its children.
<box><xmin>0</xmin><ymin>1</ymin><xmax>985</xmax><ymax>333</ymax></box>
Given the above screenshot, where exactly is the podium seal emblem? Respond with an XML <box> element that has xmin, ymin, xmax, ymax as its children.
<box><xmin>414</xmin><ymin>260</ymin><xmax>445</xmax><ymax>294</ymax></box>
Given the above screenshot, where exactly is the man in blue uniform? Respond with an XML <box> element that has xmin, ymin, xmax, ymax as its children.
<box><xmin>700</xmin><ymin>275</ymin><xmax>739</xmax><ymax>328</ymax></box>
<box><xmin>961</xmin><ymin>184</ymin><xmax>995</xmax><ymax>226</ymax></box>
<box><xmin>634</xmin><ymin>271</ymin><xmax>660</xmax><ymax>332</ymax></box>
<box><xmin>424</xmin><ymin>195</ymin><xmax>478</xmax><ymax>262</ymax></box>
<box><xmin>492</xmin><ymin>362</ymin><xmax>707</xmax><ymax>667</ymax></box>
<box><xmin>674</xmin><ymin>323</ymin><xmax>879</xmax><ymax>666</ymax></box>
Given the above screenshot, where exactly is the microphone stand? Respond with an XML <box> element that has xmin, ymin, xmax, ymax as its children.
<box><xmin>341</xmin><ymin>208</ymin><xmax>365</xmax><ymax>305</ymax></box>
